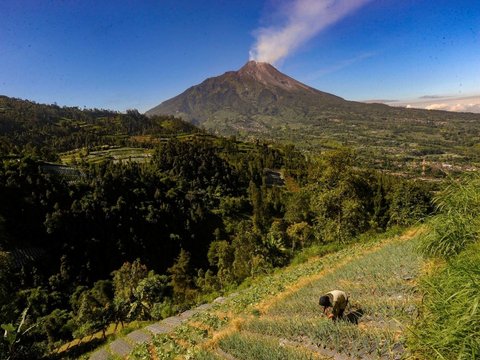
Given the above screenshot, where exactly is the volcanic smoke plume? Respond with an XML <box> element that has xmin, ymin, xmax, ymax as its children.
<box><xmin>249</xmin><ymin>0</ymin><xmax>371</xmax><ymax>65</ymax></box>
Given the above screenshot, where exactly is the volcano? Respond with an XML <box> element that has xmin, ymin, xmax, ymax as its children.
<box><xmin>145</xmin><ymin>61</ymin><xmax>475</xmax><ymax>139</ymax></box>
<box><xmin>145</xmin><ymin>61</ymin><xmax>369</xmax><ymax>134</ymax></box>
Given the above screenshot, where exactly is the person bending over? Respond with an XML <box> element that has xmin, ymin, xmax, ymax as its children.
<box><xmin>319</xmin><ymin>290</ymin><xmax>348</xmax><ymax>320</ymax></box>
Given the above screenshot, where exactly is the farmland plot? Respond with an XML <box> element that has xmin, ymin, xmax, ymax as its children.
<box><xmin>131</xmin><ymin>230</ymin><xmax>423</xmax><ymax>359</ymax></box>
<box><xmin>241</xmin><ymin>238</ymin><xmax>421</xmax><ymax>359</ymax></box>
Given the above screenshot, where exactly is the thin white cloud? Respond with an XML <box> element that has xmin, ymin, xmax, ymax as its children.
<box><xmin>380</xmin><ymin>95</ymin><xmax>480</xmax><ymax>114</ymax></box>
<box><xmin>250</xmin><ymin>0</ymin><xmax>372</xmax><ymax>65</ymax></box>
<box><xmin>425</xmin><ymin>102</ymin><xmax>480</xmax><ymax>113</ymax></box>
<box><xmin>424</xmin><ymin>103</ymin><xmax>450</xmax><ymax>110</ymax></box>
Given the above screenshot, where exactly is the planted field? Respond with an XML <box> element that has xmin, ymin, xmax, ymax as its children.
<box><xmin>130</xmin><ymin>229</ymin><xmax>423</xmax><ymax>359</ymax></box>
<box><xmin>242</xmin><ymin>238</ymin><xmax>420</xmax><ymax>358</ymax></box>
<box><xmin>60</xmin><ymin>147</ymin><xmax>154</xmax><ymax>164</ymax></box>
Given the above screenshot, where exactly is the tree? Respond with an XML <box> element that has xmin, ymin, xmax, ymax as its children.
<box><xmin>232</xmin><ymin>221</ymin><xmax>258</xmax><ymax>282</ymax></box>
<box><xmin>249</xmin><ymin>181</ymin><xmax>269</xmax><ymax>233</ymax></box>
<box><xmin>370</xmin><ymin>175</ymin><xmax>390</xmax><ymax>230</ymax></box>
<box><xmin>207</xmin><ymin>240</ymin><xmax>234</xmax><ymax>286</ymax></box>
<box><xmin>284</xmin><ymin>191</ymin><xmax>312</xmax><ymax>224</ymax></box>
<box><xmin>309</xmin><ymin>150</ymin><xmax>370</xmax><ymax>243</ymax></box>
<box><xmin>40</xmin><ymin>309</ymin><xmax>72</xmax><ymax>350</ymax></box>
<box><xmin>311</xmin><ymin>181</ymin><xmax>368</xmax><ymax>243</ymax></box>
<box><xmin>262</xmin><ymin>221</ymin><xmax>288</xmax><ymax>267</ymax></box>
<box><xmin>0</xmin><ymin>308</ymin><xmax>38</xmax><ymax>360</ymax></box>
<box><xmin>112</xmin><ymin>260</ymin><xmax>148</xmax><ymax>304</ymax></box>
<box><xmin>388</xmin><ymin>181</ymin><xmax>432</xmax><ymax>227</ymax></box>
<box><xmin>112</xmin><ymin>260</ymin><xmax>148</xmax><ymax>324</ymax></box>
<box><xmin>286</xmin><ymin>222</ymin><xmax>313</xmax><ymax>251</ymax></box>
<box><xmin>168</xmin><ymin>249</ymin><xmax>195</xmax><ymax>304</ymax></box>
<box><xmin>130</xmin><ymin>273</ymin><xmax>170</xmax><ymax>320</ymax></box>
<box><xmin>74</xmin><ymin>280</ymin><xmax>113</xmax><ymax>340</ymax></box>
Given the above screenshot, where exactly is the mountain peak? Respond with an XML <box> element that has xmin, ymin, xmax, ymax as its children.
<box><xmin>145</xmin><ymin>61</ymin><xmax>346</xmax><ymax>129</ymax></box>
<box><xmin>239</xmin><ymin>60</ymin><xmax>274</xmax><ymax>72</ymax></box>
<box><xmin>236</xmin><ymin>60</ymin><xmax>313</xmax><ymax>92</ymax></box>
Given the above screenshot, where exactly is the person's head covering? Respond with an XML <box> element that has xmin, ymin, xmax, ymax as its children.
<box><xmin>319</xmin><ymin>295</ymin><xmax>331</xmax><ymax>310</ymax></box>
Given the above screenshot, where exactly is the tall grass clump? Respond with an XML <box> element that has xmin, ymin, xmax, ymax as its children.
<box><xmin>411</xmin><ymin>175</ymin><xmax>480</xmax><ymax>359</ymax></box>
<box><xmin>419</xmin><ymin>175</ymin><xmax>480</xmax><ymax>258</ymax></box>
<box><xmin>409</xmin><ymin>242</ymin><xmax>480</xmax><ymax>359</ymax></box>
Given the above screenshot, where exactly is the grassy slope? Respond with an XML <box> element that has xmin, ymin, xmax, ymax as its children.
<box><xmin>130</xmin><ymin>228</ymin><xmax>424</xmax><ymax>360</ymax></box>
<box><xmin>408</xmin><ymin>242</ymin><xmax>480</xmax><ymax>359</ymax></box>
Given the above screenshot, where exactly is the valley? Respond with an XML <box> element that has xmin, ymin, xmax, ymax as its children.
<box><xmin>1</xmin><ymin>73</ymin><xmax>479</xmax><ymax>359</ymax></box>
<box><xmin>146</xmin><ymin>61</ymin><xmax>480</xmax><ymax>177</ymax></box>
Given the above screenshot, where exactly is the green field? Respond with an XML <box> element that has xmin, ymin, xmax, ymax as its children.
<box><xmin>60</xmin><ymin>147</ymin><xmax>154</xmax><ymax>165</ymax></box>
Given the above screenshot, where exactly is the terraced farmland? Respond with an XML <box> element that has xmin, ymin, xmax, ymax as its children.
<box><xmin>60</xmin><ymin>146</ymin><xmax>154</xmax><ymax>164</ymax></box>
<box><xmin>125</xmin><ymin>228</ymin><xmax>423</xmax><ymax>360</ymax></box>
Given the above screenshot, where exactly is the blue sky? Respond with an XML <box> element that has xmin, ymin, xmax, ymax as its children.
<box><xmin>1</xmin><ymin>0</ymin><xmax>479</xmax><ymax>112</ymax></box>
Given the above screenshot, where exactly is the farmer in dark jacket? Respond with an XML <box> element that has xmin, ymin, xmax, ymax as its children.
<box><xmin>319</xmin><ymin>290</ymin><xmax>348</xmax><ymax>320</ymax></box>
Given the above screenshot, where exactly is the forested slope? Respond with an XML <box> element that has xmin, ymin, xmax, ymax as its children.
<box><xmin>0</xmin><ymin>96</ymin><xmax>434</xmax><ymax>359</ymax></box>
<box><xmin>0</xmin><ymin>96</ymin><xmax>198</xmax><ymax>160</ymax></box>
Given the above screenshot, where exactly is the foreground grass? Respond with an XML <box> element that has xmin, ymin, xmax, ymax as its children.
<box><xmin>219</xmin><ymin>332</ymin><xmax>321</xmax><ymax>359</ymax></box>
<box><xmin>408</xmin><ymin>242</ymin><xmax>480</xmax><ymax>359</ymax></box>
<box><xmin>130</xmin><ymin>227</ymin><xmax>423</xmax><ymax>359</ymax></box>
<box><xmin>409</xmin><ymin>175</ymin><xmax>480</xmax><ymax>359</ymax></box>
<box><xmin>237</xmin><ymin>235</ymin><xmax>422</xmax><ymax>359</ymax></box>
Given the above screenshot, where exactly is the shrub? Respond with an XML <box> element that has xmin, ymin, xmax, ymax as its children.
<box><xmin>419</xmin><ymin>175</ymin><xmax>480</xmax><ymax>258</ymax></box>
<box><xmin>408</xmin><ymin>242</ymin><xmax>480</xmax><ymax>359</ymax></box>
<box><xmin>150</xmin><ymin>299</ymin><xmax>176</xmax><ymax>321</ymax></box>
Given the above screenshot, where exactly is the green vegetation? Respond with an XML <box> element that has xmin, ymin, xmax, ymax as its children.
<box><xmin>0</xmin><ymin>95</ymin><xmax>445</xmax><ymax>359</ymax></box>
<box><xmin>219</xmin><ymin>332</ymin><xmax>318</xmax><ymax>360</ymax></box>
<box><xmin>410</xmin><ymin>243</ymin><xmax>480</xmax><ymax>359</ymax></box>
<box><xmin>409</xmin><ymin>175</ymin><xmax>480</xmax><ymax>359</ymax></box>
<box><xmin>60</xmin><ymin>147</ymin><xmax>155</xmax><ymax>165</ymax></box>
<box><xmin>134</xmin><ymin>229</ymin><xmax>422</xmax><ymax>359</ymax></box>
<box><xmin>146</xmin><ymin>62</ymin><xmax>480</xmax><ymax>177</ymax></box>
<box><xmin>0</xmin><ymin>95</ymin><xmax>199</xmax><ymax>161</ymax></box>
<box><xmin>419</xmin><ymin>176</ymin><xmax>480</xmax><ymax>257</ymax></box>
<box><xmin>242</xmin><ymin>235</ymin><xmax>422</xmax><ymax>358</ymax></box>
<box><xmin>0</xmin><ymin>147</ymin><xmax>430</xmax><ymax>358</ymax></box>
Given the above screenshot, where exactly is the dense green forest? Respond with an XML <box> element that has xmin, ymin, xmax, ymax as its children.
<box><xmin>0</xmin><ymin>97</ymin><xmax>434</xmax><ymax>359</ymax></box>
<box><xmin>0</xmin><ymin>96</ymin><xmax>198</xmax><ymax>161</ymax></box>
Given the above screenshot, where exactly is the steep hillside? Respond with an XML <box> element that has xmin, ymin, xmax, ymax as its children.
<box><xmin>1</xmin><ymin>95</ymin><xmax>434</xmax><ymax>360</ymax></box>
<box><xmin>120</xmin><ymin>228</ymin><xmax>424</xmax><ymax>359</ymax></box>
